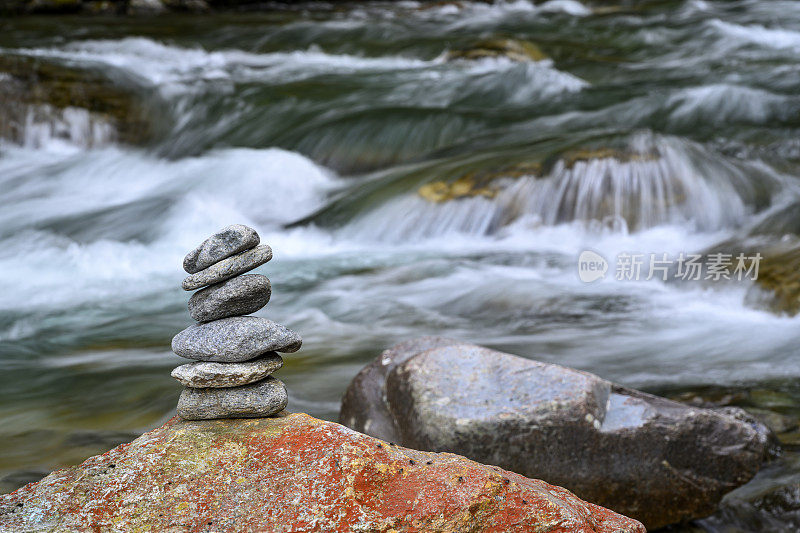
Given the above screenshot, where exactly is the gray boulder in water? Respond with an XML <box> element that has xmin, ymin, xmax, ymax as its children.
<box><xmin>339</xmin><ymin>337</ymin><xmax>772</xmax><ymax>530</ymax></box>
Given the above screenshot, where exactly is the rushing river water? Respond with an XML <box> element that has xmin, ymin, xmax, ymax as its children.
<box><xmin>1</xmin><ymin>0</ymin><xmax>800</xmax><ymax>529</ymax></box>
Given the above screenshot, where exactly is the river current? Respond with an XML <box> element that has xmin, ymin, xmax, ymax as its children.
<box><xmin>1</xmin><ymin>1</ymin><xmax>799</xmax><ymax>529</ymax></box>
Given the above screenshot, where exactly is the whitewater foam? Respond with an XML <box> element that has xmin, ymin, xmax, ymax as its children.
<box><xmin>341</xmin><ymin>134</ymin><xmax>777</xmax><ymax>241</ymax></box>
<box><xmin>709</xmin><ymin>19</ymin><xmax>800</xmax><ymax>51</ymax></box>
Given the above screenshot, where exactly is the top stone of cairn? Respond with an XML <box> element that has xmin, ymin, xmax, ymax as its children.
<box><xmin>183</xmin><ymin>224</ymin><xmax>260</xmax><ymax>274</ymax></box>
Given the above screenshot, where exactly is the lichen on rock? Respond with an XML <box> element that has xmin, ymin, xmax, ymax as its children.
<box><xmin>0</xmin><ymin>412</ymin><xmax>645</xmax><ymax>532</ymax></box>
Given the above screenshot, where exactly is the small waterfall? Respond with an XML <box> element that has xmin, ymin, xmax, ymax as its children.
<box><xmin>6</xmin><ymin>105</ymin><xmax>117</xmax><ymax>150</ymax></box>
<box><xmin>342</xmin><ymin>134</ymin><xmax>781</xmax><ymax>241</ymax></box>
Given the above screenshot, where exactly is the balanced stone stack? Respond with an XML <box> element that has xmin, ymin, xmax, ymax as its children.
<box><xmin>170</xmin><ymin>224</ymin><xmax>302</xmax><ymax>420</ymax></box>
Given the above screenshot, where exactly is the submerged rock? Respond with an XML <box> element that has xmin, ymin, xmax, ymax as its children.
<box><xmin>447</xmin><ymin>38</ymin><xmax>548</xmax><ymax>62</ymax></box>
<box><xmin>172</xmin><ymin>316</ymin><xmax>301</xmax><ymax>362</ymax></box>
<box><xmin>751</xmin><ymin>244</ymin><xmax>800</xmax><ymax>316</ymax></box>
<box><xmin>181</xmin><ymin>244</ymin><xmax>272</xmax><ymax>291</ymax></box>
<box><xmin>188</xmin><ymin>274</ymin><xmax>271</xmax><ymax>322</ymax></box>
<box><xmin>418</xmin><ymin>176</ymin><xmax>498</xmax><ymax>203</ymax></box>
<box><xmin>127</xmin><ymin>0</ymin><xmax>165</xmax><ymax>14</ymax></box>
<box><xmin>183</xmin><ymin>224</ymin><xmax>260</xmax><ymax>274</ymax></box>
<box><xmin>701</xmin><ymin>238</ymin><xmax>800</xmax><ymax>316</ymax></box>
<box><xmin>177</xmin><ymin>376</ymin><xmax>287</xmax><ymax>419</ymax></box>
<box><xmin>340</xmin><ymin>338</ymin><xmax>772</xmax><ymax>530</ymax></box>
<box><xmin>0</xmin><ymin>413</ymin><xmax>645</xmax><ymax>532</ymax></box>
<box><xmin>0</xmin><ymin>55</ymin><xmax>152</xmax><ymax>145</ymax></box>
<box><xmin>557</xmin><ymin>147</ymin><xmax>659</xmax><ymax>169</ymax></box>
<box><xmin>417</xmin><ymin>161</ymin><xmax>543</xmax><ymax>203</ymax></box>
<box><xmin>171</xmin><ymin>352</ymin><xmax>283</xmax><ymax>388</ymax></box>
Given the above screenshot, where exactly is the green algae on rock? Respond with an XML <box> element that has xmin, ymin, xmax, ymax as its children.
<box><xmin>0</xmin><ymin>413</ymin><xmax>645</xmax><ymax>532</ymax></box>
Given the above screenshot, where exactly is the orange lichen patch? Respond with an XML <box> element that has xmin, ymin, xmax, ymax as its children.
<box><xmin>0</xmin><ymin>413</ymin><xmax>644</xmax><ymax>532</ymax></box>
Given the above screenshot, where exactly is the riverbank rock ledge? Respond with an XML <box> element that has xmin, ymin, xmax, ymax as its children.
<box><xmin>340</xmin><ymin>337</ymin><xmax>773</xmax><ymax>530</ymax></box>
<box><xmin>0</xmin><ymin>413</ymin><xmax>645</xmax><ymax>532</ymax></box>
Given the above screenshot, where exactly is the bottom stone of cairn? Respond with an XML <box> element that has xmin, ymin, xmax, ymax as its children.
<box><xmin>177</xmin><ymin>376</ymin><xmax>288</xmax><ymax>420</ymax></box>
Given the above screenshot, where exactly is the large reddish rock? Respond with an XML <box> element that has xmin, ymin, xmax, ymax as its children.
<box><xmin>0</xmin><ymin>412</ymin><xmax>644</xmax><ymax>532</ymax></box>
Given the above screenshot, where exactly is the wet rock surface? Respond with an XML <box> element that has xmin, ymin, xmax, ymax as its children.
<box><xmin>0</xmin><ymin>54</ymin><xmax>152</xmax><ymax>145</ymax></box>
<box><xmin>447</xmin><ymin>38</ymin><xmax>548</xmax><ymax>62</ymax></box>
<box><xmin>172</xmin><ymin>316</ymin><xmax>301</xmax><ymax>362</ymax></box>
<box><xmin>182</xmin><ymin>224</ymin><xmax>260</xmax><ymax>274</ymax></box>
<box><xmin>341</xmin><ymin>338</ymin><xmax>773</xmax><ymax>530</ymax></box>
<box><xmin>171</xmin><ymin>352</ymin><xmax>283</xmax><ymax>388</ymax></box>
<box><xmin>177</xmin><ymin>376</ymin><xmax>287</xmax><ymax>419</ymax></box>
<box><xmin>188</xmin><ymin>273</ymin><xmax>271</xmax><ymax>322</ymax></box>
<box><xmin>699</xmin><ymin>237</ymin><xmax>800</xmax><ymax>316</ymax></box>
<box><xmin>0</xmin><ymin>413</ymin><xmax>645</xmax><ymax>532</ymax></box>
<box><xmin>181</xmin><ymin>244</ymin><xmax>272</xmax><ymax>291</ymax></box>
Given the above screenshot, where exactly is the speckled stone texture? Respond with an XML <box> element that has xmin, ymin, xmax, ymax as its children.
<box><xmin>188</xmin><ymin>274</ymin><xmax>271</xmax><ymax>322</ymax></box>
<box><xmin>0</xmin><ymin>413</ymin><xmax>645</xmax><ymax>532</ymax></box>
<box><xmin>171</xmin><ymin>352</ymin><xmax>283</xmax><ymax>388</ymax></box>
<box><xmin>172</xmin><ymin>316</ymin><xmax>301</xmax><ymax>362</ymax></box>
<box><xmin>183</xmin><ymin>224</ymin><xmax>260</xmax><ymax>274</ymax></box>
<box><xmin>182</xmin><ymin>244</ymin><xmax>272</xmax><ymax>291</ymax></box>
<box><xmin>341</xmin><ymin>338</ymin><xmax>773</xmax><ymax>530</ymax></box>
<box><xmin>177</xmin><ymin>376</ymin><xmax>287</xmax><ymax>420</ymax></box>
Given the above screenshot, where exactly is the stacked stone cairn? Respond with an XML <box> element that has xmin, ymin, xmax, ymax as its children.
<box><xmin>170</xmin><ymin>224</ymin><xmax>302</xmax><ymax>420</ymax></box>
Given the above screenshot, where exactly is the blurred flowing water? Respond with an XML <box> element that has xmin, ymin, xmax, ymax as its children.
<box><xmin>1</xmin><ymin>1</ymin><xmax>800</xmax><ymax>529</ymax></box>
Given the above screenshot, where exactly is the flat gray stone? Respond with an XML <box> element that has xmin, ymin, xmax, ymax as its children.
<box><xmin>177</xmin><ymin>376</ymin><xmax>288</xmax><ymax>420</ymax></box>
<box><xmin>171</xmin><ymin>352</ymin><xmax>283</xmax><ymax>388</ymax></box>
<box><xmin>188</xmin><ymin>274</ymin><xmax>271</xmax><ymax>322</ymax></box>
<box><xmin>183</xmin><ymin>224</ymin><xmax>260</xmax><ymax>274</ymax></box>
<box><xmin>182</xmin><ymin>245</ymin><xmax>272</xmax><ymax>291</ymax></box>
<box><xmin>172</xmin><ymin>316</ymin><xmax>302</xmax><ymax>362</ymax></box>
